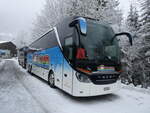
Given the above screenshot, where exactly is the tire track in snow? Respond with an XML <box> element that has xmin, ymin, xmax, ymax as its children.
<box><xmin>6</xmin><ymin>60</ymin><xmax>51</xmax><ymax>113</ymax></box>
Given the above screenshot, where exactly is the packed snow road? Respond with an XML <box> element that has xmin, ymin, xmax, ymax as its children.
<box><xmin>0</xmin><ymin>59</ymin><xmax>150</xmax><ymax>113</ymax></box>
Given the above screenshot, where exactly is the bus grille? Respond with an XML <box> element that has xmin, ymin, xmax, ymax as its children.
<box><xmin>89</xmin><ymin>74</ymin><xmax>119</xmax><ymax>85</ymax></box>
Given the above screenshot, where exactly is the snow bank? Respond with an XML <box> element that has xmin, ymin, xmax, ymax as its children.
<box><xmin>122</xmin><ymin>84</ymin><xmax>150</xmax><ymax>94</ymax></box>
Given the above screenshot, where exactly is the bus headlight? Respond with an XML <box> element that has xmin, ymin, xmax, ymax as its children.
<box><xmin>76</xmin><ymin>72</ymin><xmax>91</xmax><ymax>83</ymax></box>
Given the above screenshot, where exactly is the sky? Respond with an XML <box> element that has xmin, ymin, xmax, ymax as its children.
<box><xmin>0</xmin><ymin>0</ymin><xmax>132</xmax><ymax>42</ymax></box>
<box><xmin>119</xmin><ymin>0</ymin><xmax>140</xmax><ymax>18</ymax></box>
<box><xmin>0</xmin><ymin>0</ymin><xmax>45</xmax><ymax>41</ymax></box>
<box><xmin>119</xmin><ymin>0</ymin><xmax>131</xmax><ymax>17</ymax></box>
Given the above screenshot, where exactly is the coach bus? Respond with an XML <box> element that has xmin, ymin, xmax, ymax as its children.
<box><xmin>27</xmin><ymin>16</ymin><xmax>132</xmax><ymax>97</ymax></box>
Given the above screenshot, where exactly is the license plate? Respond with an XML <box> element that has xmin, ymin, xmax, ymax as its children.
<box><xmin>104</xmin><ymin>87</ymin><xmax>110</xmax><ymax>91</ymax></box>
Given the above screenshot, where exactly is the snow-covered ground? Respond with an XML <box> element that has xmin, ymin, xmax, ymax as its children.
<box><xmin>0</xmin><ymin>59</ymin><xmax>150</xmax><ymax>113</ymax></box>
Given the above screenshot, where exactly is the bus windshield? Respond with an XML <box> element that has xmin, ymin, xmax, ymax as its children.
<box><xmin>76</xmin><ymin>20</ymin><xmax>121</xmax><ymax>68</ymax></box>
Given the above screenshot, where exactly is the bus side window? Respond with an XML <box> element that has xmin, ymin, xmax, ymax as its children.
<box><xmin>64</xmin><ymin>37</ymin><xmax>73</xmax><ymax>60</ymax></box>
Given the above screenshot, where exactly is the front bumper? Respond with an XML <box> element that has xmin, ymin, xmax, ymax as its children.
<box><xmin>72</xmin><ymin>80</ymin><xmax>121</xmax><ymax>97</ymax></box>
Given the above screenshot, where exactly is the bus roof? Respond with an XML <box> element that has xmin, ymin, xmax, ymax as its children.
<box><xmin>29</xmin><ymin>16</ymin><xmax>112</xmax><ymax>49</ymax></box>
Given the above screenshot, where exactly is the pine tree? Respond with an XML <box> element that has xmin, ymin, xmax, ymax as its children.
<box><xmin>122</xmin><ymin>0</ymin><xmax>150</xmax><ymax>88</ymax></box>
<box><xmin>126</xmin><ymin>4</ymin><xmax>140</xmax><ymax>38</ymax></box>
<box><xmin>133</xmin><ymin>0</ymin><xmax>150</xmax><ymax>88</ymax></box>
<box><xmin>121</xmin><ymin>3</ymin><xmax>144</xmax><ymax>86</ymax></box>
<box><xmin>140</xmin><ymin>0</ymin><xmax>150</xmax><ymax>44</ymax></box>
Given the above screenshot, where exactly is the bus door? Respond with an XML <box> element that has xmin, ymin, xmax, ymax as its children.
<box><xmin>63</xmin><ymin>59</ymin><xmax>73</xmax><ymax>94</ymax></box>
<box><xmin>62</xmin><ymin>37</ymin><xmax>74</xmax><ymax>94</ymax></box>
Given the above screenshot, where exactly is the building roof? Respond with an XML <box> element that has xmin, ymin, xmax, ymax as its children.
<box><xmin>0</xmin><ymin>41</ymin><xmax>10</xmax><ymax>44</ymax></box>
<box><xmin>0</xmin><ymin>41</ymin><xmax>16</xmax><ymax>46</ymax></box>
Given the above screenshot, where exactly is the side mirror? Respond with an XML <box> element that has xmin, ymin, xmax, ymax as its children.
<box><xmin>69</xmin><ymin>17</ymin><xmax>87</xmax><ymax>35</ymax></box>
<box><xmin>79</xmin><ymin>18</ymin><xmax>87</xmax><ymax>35</ymax></box>
<box><xmin>111</xmin><ymin>32</ymin><xmax>133</xmax><ymax>46</ymax></box>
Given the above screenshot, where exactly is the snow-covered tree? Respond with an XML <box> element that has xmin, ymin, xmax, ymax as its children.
<box><xmin>120</xmin><ymin>3</ymin><xmax>145</xmax><ymax>87</ymax></box>
<box><xmin>137</xmin><ymin>0</ymin><xmax>150</xmax><ymax>88</ymax></box>
<box><xmin>122</xmin><ymin>0</ymin><xmax>150</xmax><ymax>88</ymax></box>
<box><xmin>65</xmin><ymin>0</ymin><xmax>120</xmax><ymax>23</ymax></box>
<box><xmin>140</xmin><ymin>0</ymin><xmax>150</xmax><ymax>44</ymax></box>
<box><xmin>126</xmin><ymin>4</ymin><xmax>140</xmax><ymax>38</ymax></box>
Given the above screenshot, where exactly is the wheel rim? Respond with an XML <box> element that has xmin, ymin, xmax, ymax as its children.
<box><xmin>49</xmin><ymin>73</ymin><xmax>54</xmax><ymax>85</ymax></box>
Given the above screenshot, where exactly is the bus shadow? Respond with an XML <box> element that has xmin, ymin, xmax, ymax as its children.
<box><xmin>60</xmin><ymin>90</ymin><xmax>120</xmax><ymax>104</ymax></box>
<box><xmin>29</xmin><ymin>73</ymin><xmax>49</xmax><ymax>84</ymax></box>
<box><xmin>52</xmin><ymin>85</ymin><xmax>121</xmax><ymax>104</ymax></box>
<box><xmin>30</xmin><ymin>73</ymin><xmax>121</xmax><ymax>104</ymax></box>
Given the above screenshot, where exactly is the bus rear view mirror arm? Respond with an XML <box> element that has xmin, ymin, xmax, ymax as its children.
<box><xmin>111</xmin><ymin>32</ymin><xmax>133</xmax><ymax>46</ymax></box>
<box><xmin>69</xmin><ymin>19</ymin><xmax>78</xmax><ymax>27</ymax></box>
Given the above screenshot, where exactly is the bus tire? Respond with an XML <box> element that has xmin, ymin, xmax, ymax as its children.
<box><xmin>28</xmin><ymin>65</ymin><xmax>32</xmax><ymax>73</ymax></box>
<box><xmin>24</xmin><ymin>62</ymin><xmax>26</xmax><ymax>69</ymax></box>
<box><xmin>48</xmin><ymin>71</ymin><xmax>55</xmax><ymax>88</ymax></box>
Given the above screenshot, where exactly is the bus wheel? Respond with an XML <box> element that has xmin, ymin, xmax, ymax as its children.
<box><xmin>28</xmin><ymin>65</ymin><xmax>32</xmax><ymax>73</ymax></box>
<box><xmin>24</xmin><ymin>63</ymin><xmax>26</xmax><ymax>69</ymax></box>
<box><xmin>48</xmin><ymin>72</ymin><xmax>55</xmax><ymax>88</ymax></box>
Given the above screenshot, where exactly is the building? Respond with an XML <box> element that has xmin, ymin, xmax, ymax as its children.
<box><xmin>0</xmin><ymin>41</ymin><xmax>17</xmax><ymax>57</ymax></box>
<box><xmin>0</xmin><ymin>49</ymin><xmax>11</xmax><ymax>58</ymax></box>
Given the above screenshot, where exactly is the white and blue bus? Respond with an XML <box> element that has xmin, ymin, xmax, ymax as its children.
<box><xmin>27</xmin><ymin>16</ymin><xmax>132</xmax><ymax>97</ymax></box>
